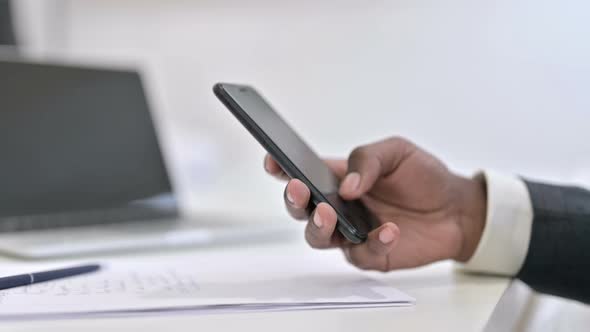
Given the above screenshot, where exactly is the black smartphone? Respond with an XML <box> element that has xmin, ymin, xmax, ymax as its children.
<box><xmin>213</xmin><ymin>83</ymin><xmax>380</xmax><ymax>243</ymax></box>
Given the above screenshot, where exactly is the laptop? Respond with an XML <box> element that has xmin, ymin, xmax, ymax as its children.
<box><xmin>0</xmin><ymin>59</ymin><xmax>292</xmax><ymax>258</ymax></box>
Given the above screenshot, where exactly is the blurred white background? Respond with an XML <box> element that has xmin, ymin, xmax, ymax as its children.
<box><xmin>10</xmin><ymin>0</ymin><xmax>590</xmax><ymax>218</ymax></box>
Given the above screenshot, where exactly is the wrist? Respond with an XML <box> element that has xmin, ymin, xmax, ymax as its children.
<box><xmin>453</xmin><ymin>173</ymin><xmax>487</xmax><ymax>262</ymax></box>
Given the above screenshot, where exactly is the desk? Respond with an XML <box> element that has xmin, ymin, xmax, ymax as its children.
<box><xmin>0</xmin><ymin>235</ymin><xmax>509</xmax><ymax>331</ymax></box>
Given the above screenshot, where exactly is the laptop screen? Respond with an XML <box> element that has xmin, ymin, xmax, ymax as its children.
<box><xmin>0</xmin><ymin>60</ymin><xmax>177</xmax><ymax>226</ymax></box>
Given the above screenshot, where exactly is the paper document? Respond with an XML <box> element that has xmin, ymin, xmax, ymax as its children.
<box><xmin>0</xmin><ymin>245</ymin><xmax>414</xmax><ymax>318</ymax></box>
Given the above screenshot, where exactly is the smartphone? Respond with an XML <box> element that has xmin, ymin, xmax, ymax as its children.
<box><xmin>213</xmin><ymin>83</ymin><xmax>380</xmax><ymax>243</ymax></box>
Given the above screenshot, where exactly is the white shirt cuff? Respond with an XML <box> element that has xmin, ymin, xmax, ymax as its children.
<box><xmin>460</xmin><ymin>171</ymin><xmax>534</xmax><ymax>276</ymax></box>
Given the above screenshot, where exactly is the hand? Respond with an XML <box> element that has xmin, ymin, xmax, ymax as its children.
<box><xmin>264</xmin><ymin>137</ymin><xmax>487</xmax><ymax>272</ymax></box>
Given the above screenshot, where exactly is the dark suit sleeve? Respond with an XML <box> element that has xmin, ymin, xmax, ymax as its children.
<box><xmin>517</xmin><ymin>180</ymin><xmax>590</xmax><ymax>304</ymax></box>
<box><xmin>0</xmin><ymin>0</ymin><xmax>16</xmax><ymax>46</ymax></box>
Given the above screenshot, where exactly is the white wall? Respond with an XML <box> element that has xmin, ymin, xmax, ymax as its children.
<box><xmin>12</xmin><ymin>0</ymin><xmax>590</xmax><ymax>217</ymax></box>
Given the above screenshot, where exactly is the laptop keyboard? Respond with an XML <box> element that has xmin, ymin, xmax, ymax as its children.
<box><xmin>0</xmin><ymin>206</ymin><xmax>178</xmax><ymax>232</ymax></box>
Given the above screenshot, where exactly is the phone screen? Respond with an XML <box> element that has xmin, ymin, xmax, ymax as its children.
<box><xmin>215</xmin><ymin>83</ymin><xmax>379</xmax><ymax>242</ymax></box>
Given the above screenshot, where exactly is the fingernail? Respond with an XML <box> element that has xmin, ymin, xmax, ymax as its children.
<box><xmin>379</xmin><ymin>228</ymin><xmax>395</xmax><ymax>244</ymax></box>
<box><xmin>342</xmin><ymin>172</ymin><xmax>360</xmax><ymax>193</ymax></box>
<box><xmin>286</xmin><ymin>191</ymin><xmax>295</xmax><ymax>205</ymax></box>
<box><xmin>313</xmin><ymin>211</ymin><xmax>323</xmax><ymax>228</ymax></box>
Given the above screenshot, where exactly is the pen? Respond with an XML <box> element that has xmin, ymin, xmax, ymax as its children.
<box><xmin>0</xmin><ymin>264</ymin><xmax>100</xmax><ymax>291</ymax></box>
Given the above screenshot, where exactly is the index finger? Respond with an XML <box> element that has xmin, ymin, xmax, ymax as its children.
<box><xmin>264</xmin><ymin>155</ymin><xmax>347</xmax><ymax>181</ymax></box>
<box><xmin>264</xmin><ymin>154</ymin><xmax>289</xmax><ymax>180</ymax></box>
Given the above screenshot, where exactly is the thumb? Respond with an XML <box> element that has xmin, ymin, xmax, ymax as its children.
<box><xmin>339</xmin><ymin>137</ymin><xmax>414</xmax><ymax>199</ymax></box>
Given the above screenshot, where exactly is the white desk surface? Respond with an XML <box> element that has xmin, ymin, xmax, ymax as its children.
<box><xmin>0</xmin><ymin>236</ymin><xmax>509</xmax><ymax>332</ymax></box>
